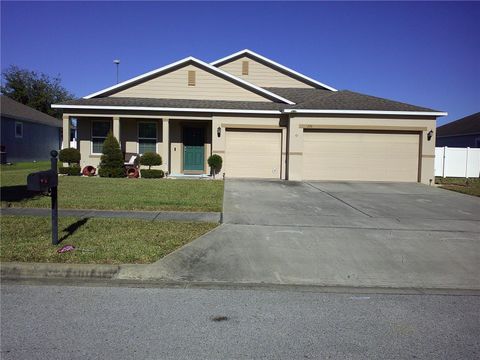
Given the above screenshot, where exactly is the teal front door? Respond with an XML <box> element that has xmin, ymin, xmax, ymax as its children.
<box><xmin>183</xmin><ymin>127</ymin><xmax>205</xmax><ymax>172</ymax></box>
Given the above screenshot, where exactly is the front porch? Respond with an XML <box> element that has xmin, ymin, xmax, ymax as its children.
<box><xmin>63</xmin><ymin>114</ymin><xmax>213</xmax><ymax>175</ymax></box>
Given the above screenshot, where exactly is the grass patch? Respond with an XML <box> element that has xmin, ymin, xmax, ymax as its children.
<box><xmin>435</xmin><ymin>177</ymin><xmax>480</xmax><ymax>197</ymax></box>
<box><xmin>1</xmin><ymin>162</ymin><xmax>224</xmax><ymax>211</ymax></box>
<box><xmin>0</xmin><ymin>215</ymin><xmax>217</xmax><ymax>264</ymax></box>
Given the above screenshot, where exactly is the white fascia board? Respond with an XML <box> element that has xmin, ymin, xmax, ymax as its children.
<box><xmin>211</xmin><ymin>49</ymin><xmax>338</xmax><ymax>92</ymax></box>
<box><xmin>51</xmin><ymin>104</ymin><xmax>282</xmax><ymax>115</ymax></box>
<box><xmin>83</xmin><ymin>56</ymin><xmax>295</xmax><ymax>105</ymax></box>
<box><xmin>283</xmin><ymin>109</ymin><xmax>448</xmax><ymax>117</ymax></box>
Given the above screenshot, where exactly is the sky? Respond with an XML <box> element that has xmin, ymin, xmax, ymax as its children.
<box><xmin>1</xmin><ymin>1</ymin><xmax>479</xmax><ymax>126</ymax></box>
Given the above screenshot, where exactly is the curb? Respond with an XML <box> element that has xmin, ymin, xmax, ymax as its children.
<box><xmin>1</xmin><ymin>262</ymin><xmax>121</xmax><ymax>280</ymax></box>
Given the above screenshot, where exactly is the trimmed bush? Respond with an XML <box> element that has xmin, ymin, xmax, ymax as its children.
<box><xmin>59</xmin><ymin>148</ymin><xmax>80</xmax><ymax>166</ymax></box>
<box><xmin>140</xmin><ymin>152</ymin><xmax>162</xmax><ymax>169</ymax></box>
<box><xmin>59</xmin><ymin>165</ymin><xmax>81</xmax><ymax>176</ymax></box>
<box><xmin>140</xmin><ymin>169</ymin><xmax>164</xmax><ymax>179</ymax></box>
<box><xmin>98</xmin><ymin>132</ymin><xmax>125</xmax><ymax>178</ymax></box>
<box><xmin>207</xmin><ymin>154</ymin><xmax>223</xmax><ymax>178</ymax></box>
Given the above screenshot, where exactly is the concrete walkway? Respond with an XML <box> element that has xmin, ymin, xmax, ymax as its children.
<box><xmin>0</xmin><ymin>207</ymin><xmax>221</xmax><ymax>223</ymax></box>
<box><xmin>118</xmin><ymin>180</ymin><xmax>480</xmax><ymax>290</ymax></box>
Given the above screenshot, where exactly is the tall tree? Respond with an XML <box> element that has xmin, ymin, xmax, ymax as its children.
<box><xmin>1</xmin><ymin>65</ymin><xmax>75</xmax><ymax>118</ymax></box>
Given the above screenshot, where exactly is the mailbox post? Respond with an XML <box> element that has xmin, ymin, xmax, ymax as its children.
<box><xmin>27</xmin><ymin>150</ymin><xmax>59</xmax><ymax>245</ymax></box>
<box><xmin>50</xmin><ymin>150</ymin><xmax>59</xmax><ymax>245</ymax></box>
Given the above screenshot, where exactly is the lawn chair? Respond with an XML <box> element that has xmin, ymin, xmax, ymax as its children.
<box><xmin>124</xmin><ymin>153</ymin><xmax>139</xmax><ymax>168</ymax></box>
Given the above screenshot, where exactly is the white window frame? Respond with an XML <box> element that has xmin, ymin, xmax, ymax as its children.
<box><xmin>137</xmin><ymin>121</ymin><xmax>158</xmax><ymax>155</ymax></box>
<box><xmin>91</xmin><ymin>120</ymin><xmax>111</xmax><ymax>155</ymax></box>
<box><xmin>15</xmin><ymin>121</ymin><xmax>23</xmax><ymax>138</ymax></box>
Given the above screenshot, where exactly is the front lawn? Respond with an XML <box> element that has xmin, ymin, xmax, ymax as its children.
<box><xmin>0</xmin><ymin>216</ymin><xmax>217</xmax><ymax>264</ymax></box>
<box><xmin>1</xmin><ymin>162</ymin><xmax>224</xmax><ymax>211</ymax></box>
<box><xmin>436</xmin><ymin>177</ymin><xmax>480</xmax><ymax>197</ymax></box>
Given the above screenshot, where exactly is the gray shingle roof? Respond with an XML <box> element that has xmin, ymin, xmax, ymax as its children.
<box><xmin>55</xmin><ymin>88</ymin><xmax>441</xmax><ymax>114</ymax></box>
<box><xmin>59</xmin><ymin>97</ymin><xmax>288</xmax><ymax>111</ymax></box>
<box><xmin>436</xmin><ymin>112</ymin><xmax>480</xmax><ymax>136</ymax></box>
<box><xmin>1</xmin><ymin>96</ymin><xmax>61</xmax><ymax>127</ymax></box>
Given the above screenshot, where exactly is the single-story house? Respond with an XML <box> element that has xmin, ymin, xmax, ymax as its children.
<box><xmin>52</xmin><ymin>49</ymin><xmax>446</xmax><ymax>183</ymax></box>
<box><xmin>1</xmin><ymin>95</ymin><xmax>62</xmax><ymax>163</ymax></box>
<box><xmin>436</xmin><ymin>112</ymin><xmax>480</xmax><ymax>148</ymax></box>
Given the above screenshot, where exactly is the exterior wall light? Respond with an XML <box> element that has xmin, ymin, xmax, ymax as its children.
<box><xmin>427</xmin><ymin>130</ymin><xmax>433</xmax><ymax>141</ymax></box>
<box><xmin>217</xmin><ymin>126</ymin><xmax>221</xmax><ymax>138</ymax></box>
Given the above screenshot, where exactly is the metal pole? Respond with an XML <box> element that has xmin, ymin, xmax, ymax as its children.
<box><xmin>50</xmin><ymin>150</ymin><xmax>59</xmax><ymax>245</ymax></box>
<box><xmin>116</xmin><ymin>63</ymin><xmax>119</xmax><ymax>84</ymax></box>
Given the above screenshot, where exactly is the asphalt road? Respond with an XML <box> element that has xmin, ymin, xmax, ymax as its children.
<box><xmin>1</xmin><ymin>283</ymin><xmax>479</xmax><ymax>359</ymax></box>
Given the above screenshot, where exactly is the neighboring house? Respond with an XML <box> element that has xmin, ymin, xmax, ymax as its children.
<box><xmin>52</xmin><ymin>49</ymin><xmax>446</xmax><ymax>183</ymax></box>
<box><xmin>436</xmin><ymin>112</ymin><xmax>480</xmax><ymax>148</ymax></box>
<box><xmin>1</xmin><ymin>95</ymin><xmax>61</xmax><ymax>163</ymax></box>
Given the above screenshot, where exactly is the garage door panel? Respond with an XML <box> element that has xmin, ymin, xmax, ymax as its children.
<box><xmin>225</xmin><ymin>130</ymin><xmax>282</xmax><ymax>179</ymax></box>
<box><xmin>303</xmin><ymin>131</ymin><xmax>419</xmax><ymax>182</ymax></box>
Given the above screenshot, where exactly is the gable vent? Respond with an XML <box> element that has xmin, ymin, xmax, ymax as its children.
<box><xmin>242</xmin><ymin>61</ymin><xmax>249</xmax><ymax>75</ymax></box>
<box><xmin>188</xmin><ymin>70</ymin><xmax>196</xmax><ymax>86</ymax></box>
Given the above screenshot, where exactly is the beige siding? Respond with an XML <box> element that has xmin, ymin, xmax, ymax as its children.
<box><xmin>225</xmin><ymin>129</ymin><xmax>282</xmax><ymax>179</ymax></box>
<box><xmin>303</xmin><ymin>131</ymin><xmax>420</xmax><ymax>182</ymax></box>
<box><xmin>110</xmin><ymin>64</ymin><xmax>271</xmax><ymax>102</ymax></box>
<box><xmin>218</xmin><ymin>56</ymin><xmax>314</xmax><ymax>88</ymax></box>
<box><xmin>288</xmin><ymin>116</ymin><xmax>436</xmax><ymax>184</ymax></box>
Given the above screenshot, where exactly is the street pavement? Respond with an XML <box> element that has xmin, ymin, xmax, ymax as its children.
<box><xmin>1</xmin><ymin>283</ymin><xmax>479</xmax><ymax>359</ymax></box>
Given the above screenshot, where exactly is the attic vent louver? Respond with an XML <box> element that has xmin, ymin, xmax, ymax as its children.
<box><xmin>242</xmin><ymin>61</ymin><xmax>249</xmax><ymax>75</ymax></box>
<box><xmin>188</xmin><ymin>70</ymin><xmax>196</xmax><ymax>86</ymax></box>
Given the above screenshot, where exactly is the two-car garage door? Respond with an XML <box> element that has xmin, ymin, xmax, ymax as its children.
<box><xmin>303</xmin><ymin>130</ymin><xmax>420</xmax><ymax>182</ymax></box>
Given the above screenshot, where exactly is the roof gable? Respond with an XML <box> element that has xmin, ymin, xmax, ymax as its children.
<box><xmin>211</xmin><ymin>49</ymin><xmax>337</xmax><ymax>91</ymax></box>
<box><xmin>84</xmin><ymin>57</ymin><xmax>294</xmax><ymax>104</ymax></box>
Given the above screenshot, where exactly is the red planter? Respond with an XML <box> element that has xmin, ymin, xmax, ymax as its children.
<box><xmin>126</xmin><ymin>167</ymin><xmax>139</xmax><ymax>178</ymax></box>
<box><xmin>82</xmin><ymin>166</ymin><xmax>96</xmax><ymax>176</ymax></box>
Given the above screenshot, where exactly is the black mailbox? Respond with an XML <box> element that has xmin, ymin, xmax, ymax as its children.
<box><xmin>27</xmin><ymin>169</ymin><xmax>58</xmax><ymax>192</ymax></box>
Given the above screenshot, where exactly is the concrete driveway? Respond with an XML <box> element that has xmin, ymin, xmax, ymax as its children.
<box><xmin>123</xmin><ymin>180</ymin><xmax>480</xmax><ymax>289</ymax></box>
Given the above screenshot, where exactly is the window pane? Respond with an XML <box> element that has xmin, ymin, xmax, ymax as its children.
<box><xmin>139</xmin><ymin>123</ymin><xmax>156</xmax><ymax>139</ymax></box>
<box><xmin>92</xmin><ymin>121</ymin><xmax>110</xmax><ymax>137</ymax></box>
<box><xmin>15</xmin><ymin>123</ymin><xmax>23</xmax><ymax>137</ymax></box>
<box><xmin>139</xmin><ymin>139</ymin><xmax>156</xmax><ymax>154</ymax></box>
<box><xmin>92</xmin><ymin>138</ymin><xmax>105</xmax><ymax>153</ymax></box>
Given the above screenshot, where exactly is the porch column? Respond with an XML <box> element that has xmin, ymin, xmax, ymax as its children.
<box><xmin>113</xmin><ymin>116</ymin><xmax>120</xmax><ymax>147</ymax></box>
<box><xmin>162</xmin><ymin>118</ymin><xmax>169</xmax><ymax>173</ymax></box>
<box><xmin>62</xmin><ymin>114</ymin><xmax>70</xmax><ymax>150</ymax></box>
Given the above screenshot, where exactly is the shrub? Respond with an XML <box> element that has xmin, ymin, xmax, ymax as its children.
<box><xmin>140</xmin><ymin>152</ymin><xmax>162</xmax><ymax>169</ymax></box>
<box><xmin>59</xmin><ymin>165</ymin><xmax>81</xmax><ymax>176</ymax></box>
<box><xmin>207</xmin><ymin>154</ymin><xmax>223</xmax><ymax>178</ymax></box>
<box><xmin>140</xmin><ymin>169</ymin><xmax>164</xmax><ymax>179</ymax></box>
<box><xmin>59</xmin><ymin>148</ymin><xmax>80</xmax><ymax>166</ymax></box>
<box><xmin>98</xmin><ymin>132</ymin><xmax>124</xmax><ymax>178</ymax></box>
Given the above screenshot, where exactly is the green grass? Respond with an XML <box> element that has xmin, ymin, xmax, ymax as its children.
<box><xmin>435</xmin><ymin>177</ymin><xmax>480</xmax><ymax>197</ymax></box>
<box><xmin>0</xmin><ymin>215</ymin><xmax>217</xmax><ymax>264</ymax></box>
<box><xmin>1</xmin><ymin>162</ymin><xmax>224</xmax><ymax>211</ymax></box>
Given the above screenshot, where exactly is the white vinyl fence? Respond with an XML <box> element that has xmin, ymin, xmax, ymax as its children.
<box><xmin>435</xmin><ymin>147</ymin><xmax>480</xmax><ymax>178</ymax></box>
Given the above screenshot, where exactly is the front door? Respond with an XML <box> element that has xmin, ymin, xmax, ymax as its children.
<box><xmin>183</xmin><ymin>127</ymin><xmax>205</xmax><ymax>172</ymax></box>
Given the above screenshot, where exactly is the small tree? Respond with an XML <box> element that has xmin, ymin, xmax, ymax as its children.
<box><xmin>98</xmin><ymin>132</ymin><xmax>124</xmax><ymax>178</ymax></box>
<box><xmin>59</xmin><ymin>148</ymin><xmax>80</xmax><ymax>166</ymax></box>
<box><xmin>208</xmin><ymin>154</ymin><xmax>223</xmax><ymax>179</ymax></box>
<box><xmin>140</xmin><ymin>152</ymin><xmax>162</xmax><ymax>170</ymax></box>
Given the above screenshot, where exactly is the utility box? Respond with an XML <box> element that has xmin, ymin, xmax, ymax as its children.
<box><xmin>27</xmin><ymin>170</ymin><xmax>58</xmax><ymax>192</ymax></box>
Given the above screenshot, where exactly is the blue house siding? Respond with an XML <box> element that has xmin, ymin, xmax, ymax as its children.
<box><xmin>436</xmin><ymin>134</ymin><xmax>480</xmax><ymax>148</ymax></box>
<box><xmin>1</xmin><ymin>116</ymin><xmax>61</xmax><ymax>162</ymax></box>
